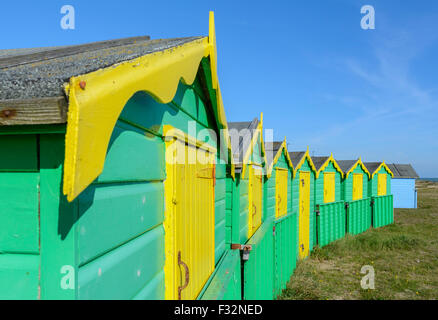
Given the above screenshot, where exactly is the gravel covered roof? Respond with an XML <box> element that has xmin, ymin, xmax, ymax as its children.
<box><xmin>228</xmin><ymin>118</ymin><xmax>259</xmax><ymax>164</ymax></box>
<box><xmin>265</xmin><ymin>141</ymin><xmax>284</xmax><ymax>167</ymax></box>
<box><xmin>0</xmin><ymin>36</ymin><xmax>202</xmax><ymax>101</ymax></box>
<box><xmin>336</xmin><ymin>160</ymin><xmax>359</xmax><ymax>174</ymax></box>
<box><xmin>387</xmin><ymin>164</ymin><xmax>419</xmax><ymax>179</ymax></box>
<box><xmin>289</xmin><ymin>151</ymin><xmax>306</xmax><ymax>168</ymax></box>
<box><xmin>311</xmin><ymin>156</ymin><xmax>330</xmax><ymax>171</ymax></box>
<box><xmin>363</xmin><ymin>162</ymin><xmax>382</xmax><ymax>175</ymax></box>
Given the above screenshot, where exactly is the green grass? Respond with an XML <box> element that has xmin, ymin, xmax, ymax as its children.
<box><xmin>279</xmin><ymin>180</ymin><xmax>438</xmax><ymax>300</ymax></box>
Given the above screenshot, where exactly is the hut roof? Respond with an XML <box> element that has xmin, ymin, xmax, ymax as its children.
<box><xmin>289</xmin><ymin>151</ymin><xmax>306</xmax><ymax>168</ymax></box>
<box><xmin>363</xmin><ymin>162</ymin><xmax>382</xmax><ymax>175</ymax></box>
<box><xmin>0</xmin><ymin>12</ymin><xmax>232</xmax><ymax>202</ymax></box>
<box><xmin>0</xmin><ymin>36</ymin><xmax>200</xmax><ymax>101</ymax></box>
<box><xmin>312</xmin><ymin>156</ymin><xmax>330</xmax><ymax>172</ymax></box>
<box><xmin>337</xmin><ymin>160</ymin><xmax>358</xmax><ymax>174</ymax></box>
<box><xmin>387</xmin><ymin>164</ymin><xmax>419</xmax><ymax>179</ymax></box>
<box><xmin>228</xmin><ymin>118</ymin><xmax>260</xmax><ymax>164</ymax></box>
<box><xmin>336</xmin><ymin>159</ymin><xmax>371</xmax><ymax>178</ymax></box>
<box><xmin>265</xmin><ymin>141</ymin><xmax>284</xmax><ymax>167</ymax></box>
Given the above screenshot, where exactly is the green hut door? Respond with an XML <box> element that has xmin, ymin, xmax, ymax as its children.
<box><xmin>298</xmin><ymin>171</ymin><xmax>310</xmax><ymax>259</ymax></box>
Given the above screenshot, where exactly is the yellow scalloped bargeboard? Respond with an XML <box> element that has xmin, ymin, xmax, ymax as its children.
<box><xmin>63</xmin><ymin>12</ymin><xmax>233</xmax><ymax>202</ymax></box>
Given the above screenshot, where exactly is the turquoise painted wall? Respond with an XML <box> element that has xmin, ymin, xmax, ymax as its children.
<box><xmin>266</xmin><ymin>151</ymin><xmax>292</xmax><ymax>220</ymax></box>
<box><xmin>0</xmin><ymin>67</ymin><xmax>229</xmax><ymax>300</ymax></box>
<box><xmin>368</xmin><ymin>166</ymin><xmax>392</xmax><ymax>197</ymax></box>
<box><xmin>341</xmin><ymin>165</ymin><xmax>370</xmax><ymax>202</ymax></box>
<box><xmin>314</xmin><ymin>161</ymin><xmax>342</xmax><ymax>206</ymax></box>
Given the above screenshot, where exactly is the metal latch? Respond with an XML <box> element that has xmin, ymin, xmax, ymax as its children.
<box><xmin>231</xmin><ymin>244</ymin><xmax>253</xmax><ymax>261</ymax></box>
<box><xmin>242</xmin><ymin>245</ymin><xmax>252</xmax><ymax>261</ymax></box>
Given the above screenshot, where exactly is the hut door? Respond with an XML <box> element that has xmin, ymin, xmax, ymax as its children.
<box><xmin>164</xmin><ymin>137</ymin><xmax>216</xmax><ymax>300</ymax></box>
<box><xmin>323</xmin><ymin>172</ymin><xmax>335</xmax><ymax>203</ymax></box>
<box><xmin>353</xmin><ymin>173</ymin><xmax>363</xmax><ymax>201</ymax></box>
<box><xmin>248</xmin><ymin>165</ymin><xmax>263</xmax><ymax>238</ymax></box>
<box><xmin>378</xmin><ymin>174</ymin><xmax>387</xmax><ymax>196</ymax></box>
<box><xmin>298</xmin><ymin>171</ymin><xmax>310</xmax><ymax>259</ymax></box>
<box><xmin>275</xmin><ymin>169</ymin><xmax>288</xmax><ymax>218</ymax></box>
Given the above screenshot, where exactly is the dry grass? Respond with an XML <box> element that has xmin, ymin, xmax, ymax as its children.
<box><xmin>280</xmin><ymin>180</ymin><xmax>438</xmax><ymax>300</ymax></box>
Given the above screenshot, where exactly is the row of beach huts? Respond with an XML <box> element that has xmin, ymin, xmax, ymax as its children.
<box><xmin>0</xmin><ymin>13</ymin><xmax>418</xmax><ymax>300</ymax></box>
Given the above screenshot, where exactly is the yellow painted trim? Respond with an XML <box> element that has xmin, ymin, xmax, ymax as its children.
<box><xmin>240</xmin><ymin>113</ymin><xmax>268</xmax><ymax>179</ymax></box>
<box><xmin>371</xmin><ymin>161</ymin><xmax>394</xmax><ymax>178</ymax></box>
<box><xmin>63</xmin><ymin>12</ymin><xmax>233</xmax><ymax>201</ymax></box>
<box><xmin>163</xmin><ymin>125</ymin><xmax>217</xmax><ymax>153</ymax></box>
<box><xmin>345</xmin><ymin>158</ymin><xmax>371</xmax><ymax>179</ymax></box>
<box><xmin>315</xmin><ymin>153</ymin><xmax>344</xmax><ymax>179</ymax></box>
<box><xmin>293</xmin><ymin>147</ymin><xmax>317</xmax><ymax>177</ymax></box>
<box><xmin>266</xmin><ymin>138</ymin><xmax>294</xmax><ymax>179</ymax></box>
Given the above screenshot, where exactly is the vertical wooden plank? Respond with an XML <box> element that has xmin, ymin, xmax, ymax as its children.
<box><xmin>39</xmin><ymin>134</ymin><xmax>78</xmax><ymax>300</ymax></box>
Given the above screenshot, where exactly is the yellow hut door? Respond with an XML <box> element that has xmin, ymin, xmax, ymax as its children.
<box><xmin>324</xmin><ymin>172</ymin><xmax>335</xmax><ymax>203</ymax></box>
<box><xmin>353</xmin><ymin>173</ymin><xmax>363</xmax><ymax>201</ymax></box>
<box><xmin>164</xmin><ymin>138</ymin><xmax>216</xmax><ymax>300</ymax></box>
<box><xmin>298</xmin><ymin>171</ymin><xmax>310</xmax><ymax>259</ymax></box>
<box><xmin>378</xmin><ymin>174</ymin><xmax>387</xmax><ymax>196</ymax></box>
<box><xmin>248</xmin><ymin>165</ymin><xmax>263</xmax><ymax>238</ymax></box>
<box><xmin>275</xmin><ymin>169</ymin><xmax>288</xmax><ymax>219</ymax></box>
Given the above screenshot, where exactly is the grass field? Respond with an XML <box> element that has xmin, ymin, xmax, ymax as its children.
<box><xmin>280</xmin><ymin>180</ymin><xmax>438</xmax><ymax>300</ymax></box>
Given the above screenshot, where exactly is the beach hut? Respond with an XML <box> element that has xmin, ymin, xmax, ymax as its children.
<box><xmin>227</xmin><ymin>115</ymin><xmax>274</xmax><ymax>300</ymax></box>
<box><xmin>265</xmin><ymin>140</ymin><xmax>297</xmax><ymax>296</ymax></box>
<box><xmin>337</xmin><ymin>159</ymin><xmax>371</xmax><ymax>235</ymax></box>
<box><xmin>312</xmin><ymin>154</ymin><xmax>345</xmax><ymax>247</ymax></box>
<box><xmin>364</xmin><ymin>162</ymin><xmax>394</xmax><ymax>228</ymax></box>
<box><xmin>0</xmin><ymin>13</ymin><xmax>239</xmax><ymax>300</ymax></box>
<box><xmin>387</xmin><ymin>164</ymin><xmax>419</xmax><ymax>209</ymax></box>
<box><xmin>289</xmin><ymin>149</ymin><xmax>317</xmax><ymax>259</ymax></box>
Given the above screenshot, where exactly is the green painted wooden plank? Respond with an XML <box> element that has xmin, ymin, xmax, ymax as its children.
<box><xmin>372</xmin><ymin>195</ymin><xmax>394</xmax><ymax>228</ymax></box>
<box><xmin>0</xmin><ymin>135</ymin><xmax>38</xmax><ymax>171</ymax></box>
<box><xmin>0</xmin><ymin>253</ymin><xmax>40</xmax><ymax>299</ymax></box>
<box><xmin>132</xmin><ymin>270</ymin><xmax>165</xmax><ymax>300</ymax></box>
<box><xmin>347</xmin><ymin>198</ymin><xmax>372</xmax><ymax>235</ymax></box>
<box><xmin>0</xmin><ymin>124</ymin><xmax>66</xmax><ymax>135</ymax></box>
<box><xmin>119</xmin><ymin>87</ymin><xmax>218</xmax><ymax>148</ymax></box>
<box><xmin>316</xmin><ymin>201</ymin><xmax>345</xmax><ymax>247</ymax></box>
<box><xmin>39</xmin><ymin>134</ymin><xmax>78</xmax><ymax>300</ymax></box>
<box><xmin>274</xmin><ymin>213</ymin><xmax>297</xmax><ymax>297</ymax></box>
<box><xmin>77</xmin><ymin>182</ymin><xmax>164</xmax><ymax>266</ymax></box>
<box><xmin>244</xmin><ymin>218</ymin><xmax>274</xmax><ymax>300</ymax></box>
<box><xmin>201</xmin><ymin>249</ymin><xmax>242</xmax><ymax>300</ymax></box>
<box><xmin>0</xmin><ymin>172</ymin><xmax>39</xmax><ymax>254</ymax></box>
<box><xmin>172</xmin><ymin>84</ymin><xmax>199</xmax><ymax>124</ymax></box>
<box><xmin>96</xmin><ymin>122</ymin><xmax>165</xmax><ymax>183</ymax></box>
<box><xmin>78</xmin><ymin>225</ymin><xmax>165</xmax><ymax>300</ymax></box>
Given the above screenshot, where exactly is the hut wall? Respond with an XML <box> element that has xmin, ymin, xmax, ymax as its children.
<box><xmin>342</xmin><ymin>165</ymin><xmax>369</xmax><ymax>202</ymax></box>
<box><xmin>315</xmin><ymin>161</ymin><xmax>342</xmax><ymax>205</ymax></box>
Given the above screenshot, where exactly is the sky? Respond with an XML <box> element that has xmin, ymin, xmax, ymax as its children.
<box><xmin>1</xmin><ymin>0</ymin><xmax>437</xmax><ymax>176</ymax></box>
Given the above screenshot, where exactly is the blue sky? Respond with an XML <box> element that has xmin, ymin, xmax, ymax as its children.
<box><xmin>1</xmin><ymin>0</ymin><xmax>437</xmax><ymax>176</ymax></box>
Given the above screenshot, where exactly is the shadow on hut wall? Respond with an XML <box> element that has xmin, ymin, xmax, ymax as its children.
<box><xmin>55</xmin><ymin>77</ymin><xmax>211</xmax><ymax>240</ymax></box>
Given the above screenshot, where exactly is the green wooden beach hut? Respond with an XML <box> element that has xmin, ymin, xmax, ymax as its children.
<box><xmin>0</xmin><ymin>13</ymin><xmax>239</xmax><ymax>301</ymax></box>
<box><xmin>337</xmin><ymin>159</ymin><xmax>372</xmax><ymax>236</ymax></box>
<box><xmin>289</xmin><ymin>149</ymin><xmax>317</xmax><ymax>259</ymax></box>
<box><xmin>363</xmin><ymin>162</ymin><xmax>394</xmax><ymax>228</ymax></box>
<box><xmin>226</xmin><ymin>114</ymin><xmax>274</xmax><ymax>300</ymax></box>
<box><xmin>312</xmin><ymin>154</ymin><xmax>345</xmax><ymax>247</ymax></box>
<box><xmin>265</xmin><ymin>140</ymin><xmax>297</xmax><ymax>296</ymax></box>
